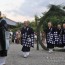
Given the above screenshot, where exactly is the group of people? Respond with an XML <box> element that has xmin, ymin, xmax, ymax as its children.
<box><xmin>45</xmin><ymin>22</ymin><xmax>65</xmax><ymax>53</ymax></box>
<box><xmin>0</xmin><ymin>11</ymin><xmax>34</xmax><ymax>65</ymax></box>
<box><xmin>9</xmin><ymin>30</ymin><xmax>21</xmax><ymax>44</ymax></box>
<box><xmin>0</xmin><ymin>10</ymin><xmax>65</xmax><ymax>65</ymax></box>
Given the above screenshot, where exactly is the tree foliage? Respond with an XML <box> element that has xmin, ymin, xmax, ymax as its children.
<box><xmin>36</xmin><ymin>5</ymin><xmax>65</xmax><ymax>50</ymax></box>
<box><xmin>39</xmin><ymin>5</ymin><xmax>65</xmax><ymax>31</ymax></box>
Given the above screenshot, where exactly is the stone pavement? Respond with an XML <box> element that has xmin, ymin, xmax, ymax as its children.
<box><xmin>6</xmin><ymin>44</ymin><xmax>65</xmax><ymax>65</ymax></box>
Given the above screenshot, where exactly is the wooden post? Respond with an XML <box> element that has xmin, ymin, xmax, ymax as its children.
<box><xmin>35</xmin><ymin>15</ymin><xmax>39</xmax><ymax>50</ymax></box>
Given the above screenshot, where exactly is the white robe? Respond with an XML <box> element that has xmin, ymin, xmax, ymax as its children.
<box><xmin>0</xmin><ymin>57</ymin><xmax>6</xmax><ymax>65</ymax></box>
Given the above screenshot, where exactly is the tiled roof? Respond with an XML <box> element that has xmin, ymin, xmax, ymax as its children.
<box><xmin>3</xmin><ymin>18</ymin><xmax>17</xmax><ymax>26</ymax></box>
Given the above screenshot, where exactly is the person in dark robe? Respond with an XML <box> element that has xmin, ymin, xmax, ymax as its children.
<box><xmin>45</xmin><ymin>22</ymin><xmax>54</xmax><ymax>53</ymax></box>
<box><xmin>21</xmin><ymin>21</ymin><xmax>34</xmax><ymax>58</ymax></box>
<box><xmin>62</xmin><ymin>23</ymin><xmax>65</xmax><ymax>46</ymax></box>
<box><xmin>54</xmin><ymin>24</ymin><xmax>63</xmax><ymax>47</ymax></box>
<box><xmin>0</xmin><ymin>11</ymin><xmax>8</xmax><ymax>65</ymax></box>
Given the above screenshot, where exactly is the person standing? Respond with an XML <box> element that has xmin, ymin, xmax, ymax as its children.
<box><xmin>9</xmin><ymin>30</ymin><xmax>13</xmax><ymax>44</ymax></box>
<box><xmin>15</xmin><ymin>30</ymin><xmax>21</xmax><ymax>44</ymax></box>
<box><xmin>0</xmin><ymin>12</ymin><xmax>8</xmax><ymax>65</ymax></box>
<box><xmin>54</xmin><ymin>24</ymin><xmax>63</xmax><ymax>47</ymax></box>
<box><xmin>15</xmin><ymin>31</ymin><xmax>19</xmax><ymax>44</ymax></box>
<box><xmin>62</xmin><ymin>22</ymin><xmax>65</xmax><ymax>47</ymax></box>
<box><xmin>21</xmin><ymin>21</ymin><xmax>34</xmax><ymax>58</ymax></box>
<box><xmin>44</xmin><ymin>22</ymin><xmax>54</xmax><ymax>53</ymax></box>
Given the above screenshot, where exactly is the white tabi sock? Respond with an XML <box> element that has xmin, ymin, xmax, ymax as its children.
<box><xmin>23</xmin><ymin>52</ymin><xmax>27</xmax><ymax>58</ymax></box>
<box><xmin>26</xmin><ymin>52</ymin><xmax>30</xmax><ymax>57</ymax></box>
<box><xmin>0</xmin><ymin>57</ymin><xmax>6</xmax><ymax>65</ymax></box>
<box><xmin>49</xmin><ymin>49</ymin><xmax>53</xmax><ymax>53</ymax></box>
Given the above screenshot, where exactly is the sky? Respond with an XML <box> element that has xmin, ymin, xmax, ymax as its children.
<box><xmin>0</xmin><ymin>0</ymin><xmax>65</xmax><ymax>22</ymax></box>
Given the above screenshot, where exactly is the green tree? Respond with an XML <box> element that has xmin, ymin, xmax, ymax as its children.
<box><xmin>11</xmin><ymin>22</ymin><xmax>23</xmax><ymax>32</ymax></box>
<box><xmin>37</xmin><ymin>5</ymin><xmax>65</xmax><ymax>50</ymax></box>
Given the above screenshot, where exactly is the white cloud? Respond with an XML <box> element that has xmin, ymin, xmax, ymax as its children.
<box><xmin>6</xmin><ymin>13</ymin><xmax>34</xmax><ymax>22</ymax></box>
<box><xmin>0</xmin><ymin>0</ymin><xmax>26</xmax><ymax>22</ymax></box>
<box><xmin>0</xmin><ymin>0</ymin><xmax>65</xmax><ymax>22</ymax></box>
<box><xmin>0</xmin><ymin>0</ymin><xmax>25</xmax><ymax>11</ymax></box>
<box><xmin>49</xmin><ymin>0</ymin><xmax>65</xmax><ymax>5</ymax></box>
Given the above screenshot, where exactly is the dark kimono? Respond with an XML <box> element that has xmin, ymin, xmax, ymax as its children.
<box><xmin>62</xmin><ymin>28</ymin><xmax>65</xmax><ymax>46</ymax></box>
<box><xmin>54</xmin><ymin>28</ymin><xmax>63</xmax><ymax>47</ymax></box>
<box><xmin>0</xmin><ymin>18</ymin><xmax>8</xmax><ymax>57</ymax></box>
<box><xmin>45</xmin><ymin>27</ymin><xmax>54</xmax><ymax>49</ymax></box>
<box><xmin>21</xmin><ymin>26</ymin><xmax>34</xmax><ymax>52</ymax></box>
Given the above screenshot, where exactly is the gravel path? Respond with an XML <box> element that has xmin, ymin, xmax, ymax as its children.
<box><xmin>6</xmin><ymin>44</ymin><xmax>65</xmax><ymax>65</ymax></box>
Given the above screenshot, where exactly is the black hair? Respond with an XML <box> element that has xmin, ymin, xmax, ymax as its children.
<box><xmin>0</xmin><ymin>20</ymin><xmax>8</xmax><ymax>30</ymax></box>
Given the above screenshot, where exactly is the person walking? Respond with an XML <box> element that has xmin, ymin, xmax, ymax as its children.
<box><xmin>21</xmin><ymin>21</ymin><xmax>34</xmax><ymax>58</ymax></box>
<box><xmin>44</xmin><ymin>22</ymin><xmax>54</xmax><ymax>53</ymax></box>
